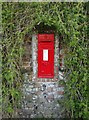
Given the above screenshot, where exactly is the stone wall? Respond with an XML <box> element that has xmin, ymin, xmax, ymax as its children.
<box><xmin>21</xmin><ymin>34</ymin><xmax>64</xmax><ymax>118</ymax></box>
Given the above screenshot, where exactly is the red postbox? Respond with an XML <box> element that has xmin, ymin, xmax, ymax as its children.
<box><xmin>38</xmin><ymin>34</ymin><xmax>54</xmax><ymax>78</ymax></box>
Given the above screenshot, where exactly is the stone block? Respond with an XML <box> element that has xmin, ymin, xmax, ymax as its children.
<box><xmin>25</xmin><ymin>94</ymin><xmax>33</xmax><ymax>101</ymax></box>
<box><xmin>57</xmin><ymin>87</ymin><xmax>64</xmax><ymax>91</ymax></box>
<box><xmin>35</xmin><ymin>83</ymin><xmax>41</xmax><ymax>88</ymax></box>
<box><xmin>58</xmin><ymin>84</ymin><xmax>64</xmax><ymax>87</ymax></box>
<box><xmin>47</xmin><ymin>87</ymin><xmax>53</xmax><ymax>92</ymax></box>
<box><xmin>57</xmin><ymin>91</ymin><xmax>64</xmax><ymax>95</ymax></box>
<box><xmin>32</xmin><ymin>95</ymin><xmax>38</xmax><ymax>100</ymax></box>
<box><xmin>39</xmin><ymin>97</ymin><xmax>47</xmax><ymax>103</ymax></box>
<box><xmin>36</xmin><ymin>90</ymin><xmax>41</xmax><ymax>96</ymax></box>
<box><xmin>47</xmin><ymin>94</ymin><xmax>54</xmax><ymax>102</ymax></box>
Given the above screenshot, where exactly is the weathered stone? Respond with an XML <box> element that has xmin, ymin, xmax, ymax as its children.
<box><xmin>25</xmin><ymin>94</ymin><xmax>33</xmax><ymax>101</ymax></box>
<box><xmin>36</xmin><ymin>90</ymin><xmax>41</xmax><ymax>96</ymax></box>
<box><xmin>57</xmin><ymin>91</ymin><xmax>64</xmax><ymax>95</ymax></box>
<box><xmin>35</xmin><ymin>82</ymin><xmax>41</xmax><ymax>88</ymax></box>
<box><xmin>43</xmin><ymin>92</ymin><xmax>48</xmax><ymax>98</ymax></box>
<box><xmin>39</xmin><ymin>97</ymin><xmax>47</xmax><ymax>103</ymax></box>
<box><xmin>47</xmin><ymin>87</ymin><xmax>53</xmax><ymax>92</ymax></box>
<box><xmin>32</xmin><ymin>95</ymin><xmax>38</xmax><ymax>100</ymax></box>
<box><xmin>47</xmin><ymin>94</ymin><xmax>54</xmax><ymax>102</ymax></box>
<box><xmin>44</xmin><ymin>108</ymin><xmax>53</xmax><ymax>118</ymax></box>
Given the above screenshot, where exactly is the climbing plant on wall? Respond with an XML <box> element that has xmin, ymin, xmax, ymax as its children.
<box><xmin>2</xmin><ymin>2</ymin><xmax>88</xmax><ymax>118</ymax></box>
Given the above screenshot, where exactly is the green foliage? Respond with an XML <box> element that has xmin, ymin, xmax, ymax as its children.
<box><xmin>2</xmin><ymin>2</ymin><xmax>88</xmax><ymax>118</ymax></box>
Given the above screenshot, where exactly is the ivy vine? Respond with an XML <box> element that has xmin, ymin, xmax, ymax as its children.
<box><xmin>2</xmin><ymin>2</ymin><xmax>89</xmax><ymax>118</ymax></box>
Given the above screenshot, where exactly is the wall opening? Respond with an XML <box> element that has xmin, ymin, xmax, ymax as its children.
<box><xmin>21</xmin><ymin>23</ymin><xmax>65</xmax><ymax>118</ymax></box>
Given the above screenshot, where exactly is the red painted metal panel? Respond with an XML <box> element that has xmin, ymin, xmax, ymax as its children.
<box><xmin>38</xmin><ymin>34</ymin><xmax>54</xmax><ymax>78</ymax></box>
<box><xmin>38</xmin><ymin>34</ymin><xmax>54</xmax><ymax>42</ymax></box>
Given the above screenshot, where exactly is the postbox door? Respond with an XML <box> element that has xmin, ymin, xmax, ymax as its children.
<box><xmin>38</xmin><ymin>42</ymin><xmax>54</xmax><ymax>78</ymax></box>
